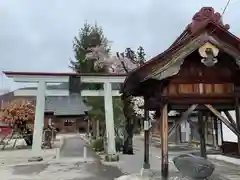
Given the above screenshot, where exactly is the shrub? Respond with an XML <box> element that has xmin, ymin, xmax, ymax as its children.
<box><xmin>91</xmin><ymin>138</ymin><xmax>104</xmax><ymax>152</ymax></box>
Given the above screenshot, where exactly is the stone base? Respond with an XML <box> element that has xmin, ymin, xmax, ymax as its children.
<box><xmin>104</xmin><ymin>154</ymin><xmax>119</xmax><ymax>162</ymax></box>
<box><xmin>115</xmin><ymin>173</ymin><xmax>229</xmax><ymax>180</ymax></box>
<box><xmin>140</xmin><ymin>168</ymin><xmax>152</xmax><ymax>178</ymax></box>
<box><xmin>115</xmin><ymin>173</ymin><xmax>184</xmax><ymax>180</ymax></box>
<box><xmin>28</xmin><ymin>156</ymin><xmax>43</xmax><ymax>162</ymax></box>
<box><xmin>142</xmin><ymin>163</ymin><xmax>150</xmax><ymax>169</ymax></box>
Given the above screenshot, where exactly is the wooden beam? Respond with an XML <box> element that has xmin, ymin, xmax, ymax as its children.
<box><xmin>160</xmin><ymin>103</ymin><xmax>168</xmax><ymax>178</ymax></box>
<box><xmin>168</xmin><ymin>104</ymin><xmax>198</xmax><ymax>137</ymax></box>
<box><xmin>148</xmin><ymin>33</ymin><xmax>207</xmax><ymax>80</ymax></box>
<box><xmin>168</xmin><ymin>96</ymin><xmax>233</xmax><ymax>105</ymax></box>
<box><xmin>223</xmin><ymin>111</ymin><xmax>237</xmax><ymax>129</ymax></box>
<box><xmin>143</xmin><ymin>96</ymin><xmax>150</xmax><ymax>169</ymax></box>
<box><xmin>198</xmin><ymin>112</ymin><xmax>207</xmax><ymax>158</ymax></box>
<box><xmin>234</xmin><ymin>98</ymin><xmax>240</xmax><ymax>155</ymax></box>
<box><xmin>205</xmin><ymin>104</ymin><xmax>240</xmax><ymax>138</ymax></box>
<box><xmin>213</xmin><ymin>117</ymin><xmax>218</xmax><ymax>148</ymax></box>
<box><xmin>187</xmin><ymin>119</ymin><xmax>198</xmax><ymax>129</ymax></box>
<box><xmin>175</xmin><ymin>125</ymin><xmax>181</xmax><ymax>144</ymax></box>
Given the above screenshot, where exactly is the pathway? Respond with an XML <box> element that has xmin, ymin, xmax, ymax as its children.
<box><xmin>1</xmin><ymin>134</ymin><xmax>123</xmax><ymax>180</ymax></box>
<box><xmin>60</xmin><ymin>136</ymin><xmax>91</xmax><ymax>158</ymax></box>
<box><xmin>59</xmin><ymin>135</ymin><xmax>123</xmax><ymax>180</ymax></box>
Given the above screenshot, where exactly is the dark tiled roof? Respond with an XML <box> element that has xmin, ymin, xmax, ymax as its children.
<box><xmin>0</xmin><ymin>86</ymin><xmax>91</xmax><ymax>116</ymax></box>
<box><xmin>0</xmin><ymin>91</ymin><xmax>14</xmax><ymax>102</ymax></box>
<box><xmin>45</xmin><ymin>94</ymin><xmax>91</xmax><ymax>116</ymax></box>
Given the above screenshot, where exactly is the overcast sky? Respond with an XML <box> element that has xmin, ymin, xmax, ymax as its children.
<box><xmin>0</xmin><ymin>0</ymin><xmax>239</xmax><ymax>90</ymax></box>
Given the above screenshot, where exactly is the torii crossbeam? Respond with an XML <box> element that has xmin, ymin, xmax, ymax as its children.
<box><xmin>3</xmin><ymin>71</ymin><xmax>126</xmax><ymax>160</ymax></box>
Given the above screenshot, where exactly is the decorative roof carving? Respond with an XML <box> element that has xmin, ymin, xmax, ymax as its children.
<box><xmin>188</xmin><ymin>7</ymin><xmax>230</xmax><ymax>33</ymax></box>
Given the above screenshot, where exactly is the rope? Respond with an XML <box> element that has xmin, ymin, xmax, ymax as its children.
<box><xmin>209</xmin><ymin>0</ymin><xmax>233</xmax><ymax>35</ymax></box>
<box><xmin>222</xmin><ymin>0</ymin><xmax>232</xmax><ymax>16</ymax></box>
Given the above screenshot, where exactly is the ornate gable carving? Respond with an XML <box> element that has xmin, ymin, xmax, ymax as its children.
<box><xmin>188</xmin><ymin>7</ymin><xmax>230</xmax><ymax>33</ymax></box>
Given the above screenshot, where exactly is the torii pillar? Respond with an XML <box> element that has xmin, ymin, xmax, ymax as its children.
<box><xmin>3</xmin><ymin>71</ymin><xmax>124</xmax><ymax>161</ymax></box>
<box><xmin>32</xmin><ymin>80</ymin><xmax>46</xmax><ymax>158</ymax></box>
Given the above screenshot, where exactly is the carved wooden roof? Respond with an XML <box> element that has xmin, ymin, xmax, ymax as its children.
<box><xmin>188</xmin><ymin>7</ymin><xmax>230</xmax><ymax>34</ymax></box>
<box><xmin>123</xmin><ymin>7</ymin><xmax>240</xmax><ymax>95</ymax></box>
<box><xmin>169</xmin><ymin>7</ymin><xmax>230</xmax><ymax>49</ymax></box>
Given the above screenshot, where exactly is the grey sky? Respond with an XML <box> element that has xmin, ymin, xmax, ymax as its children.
<box><xmin>0</xmin><ymin>0</ymin><xmax>239</xmax><ymax>90</ymax></box>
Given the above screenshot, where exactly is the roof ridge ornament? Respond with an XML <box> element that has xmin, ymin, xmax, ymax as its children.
<box><xmin>188</xmin><ymin>7</ymin><xmax>230</xmax><ymax>33</ymax></box>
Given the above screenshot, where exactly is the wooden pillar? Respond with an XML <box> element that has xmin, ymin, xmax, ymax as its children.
<box><xmin>92</xmin><ymin>120</ymin><xmax>97</xmax><ymax>139</ymax></box>
<box><xmin>213</xmin><ymin>117</ymin><xmax>218</xmax><ymax>148</ymax></box>
<box><xmin>96</xmin><ymin>120</ymin><xmax>100</xmax><ymax>138</ymax></box>
<box><xmin>219</xmin><ymin>119</ymin><xmax>223</xmax><ymax>148</ymax></box>
<box><xmin>143</xmin><ymin>97</ymin><xmax>150</xmax><ymax>169</ymax></box>
<box><xmin>185</xmin><ymin>121</ymin><xmax>190</xmax><ymax>142</ymax></box>
<box><xmin>175</xmin><ymin>125</ymin><xmax>180</xmax><ymax>144</ymax></box>
<box><xmin>235</xmin><ymin>98</ymin><xmax>240</xmax><ymax>155</ymax></box>
<box><xmin>174</xmin><ymin>123</ymin><xmax>182</xmax><ymax>144</ymax></box>
<box><xmin>198</xmin><ymin>112</ymin><xmax>207</xmax><ymax>158</ymax></box>
<box><xmin>87</xmin><ymin>118</ymin><xmax>90</xmax><ymax>137</ymax></box>
<box><xmin>160</xmin><ymin>104</ymin><xmax>168</xmax><ymax>177</ymax></box>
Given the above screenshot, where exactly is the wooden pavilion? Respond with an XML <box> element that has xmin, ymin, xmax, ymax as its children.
<box><xmin>123</xmin><ymin>7</ymin><xmax>240</xmax><ymax>177</ymax></box>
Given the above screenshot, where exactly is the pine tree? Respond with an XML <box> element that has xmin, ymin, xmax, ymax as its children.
<box><xmin>69</xmin><ymin>22</ymin><xmax>110</xmax><ymax>73</ymax></box>
<box><xmin>70</xmin><ymin>22</ymin><xmax>123</xmax><ymax>140</ymax></box>
<box><xmin>136</xmin><ymin>46</ymin><xmax>146</xmax><ymax>65</ymax></box>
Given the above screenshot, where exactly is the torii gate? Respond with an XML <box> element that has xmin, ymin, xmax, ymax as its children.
<box><xmin>3</xmin><ymin>71</ymin><xmax>126</xmax><ymax>160</ymax></box>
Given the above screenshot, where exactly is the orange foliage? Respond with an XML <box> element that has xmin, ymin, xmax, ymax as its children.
<box><xmin>0</xmin><ymin>99</ymin><xmax>35</xmax><ymax>126</ymax></box>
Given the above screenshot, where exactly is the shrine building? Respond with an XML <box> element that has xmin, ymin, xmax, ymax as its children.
<box><xmin>123</xmin><ymin>7</ymin><xmax>240</xmax><ymax>176</ymax></box>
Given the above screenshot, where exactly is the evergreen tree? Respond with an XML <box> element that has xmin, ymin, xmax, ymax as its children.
<box><xmin>70</xmin><ymin>22</ymin><xmax>123</xmax><ymax>139</ymax></box>
<box><xmin>136</xmin><ymin>46</ymin><xmax>146</xmax><ymax>65</ymax></box>
<box><xmin>70</xmin><ymin>22</ymin><xmax>109</xmax><ymax>73</ymax></box>
<box><xmin>119</xmin><ymin>46</ymin><xmax>147</xmax><ymax>154</ymax></box>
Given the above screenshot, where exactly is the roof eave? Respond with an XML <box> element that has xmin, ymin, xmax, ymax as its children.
<box><xmin>123</xmin><ymin>21</ymin><xmax>240</xmax><ymax>96</ymax></box>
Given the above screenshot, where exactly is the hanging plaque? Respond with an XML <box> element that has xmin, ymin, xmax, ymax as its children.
<box><xmin>68</xmin><ymin>75</ymin><xmax>82</xmax><ymax>94</ymax></box>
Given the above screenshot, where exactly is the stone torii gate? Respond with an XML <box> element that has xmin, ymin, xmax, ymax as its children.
<box><xmin>3</xmin><ymin>71</ymin><xmax>126</xmax><ymax>160</ymax></box>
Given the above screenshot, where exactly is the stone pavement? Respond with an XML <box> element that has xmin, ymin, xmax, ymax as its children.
<box><xmin>105</xmin><ymin>136</ymin><xmax>240</xmax><ymax>180</ymax></box>
<box><xmin>149</xmin><ymin>136</ymin><xmax>240</xmax><ymax>180</ymax></box>
<box><xmin>0</xmin><ymin>139</ymin><xmax>61</xmax><ymax>166</ymax></box>
<box><xmin>0</xmin><ymin>134</ymin><xmax>123</xmax><ymax>180</ymax></box>
<box><xmin>60</xmin><ymin>135</ymin><xmax>95</xmax><ymax>158</ymax></box>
